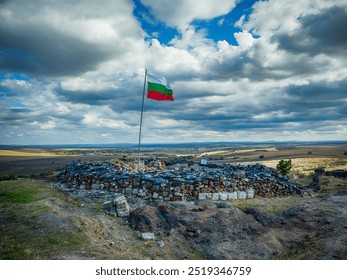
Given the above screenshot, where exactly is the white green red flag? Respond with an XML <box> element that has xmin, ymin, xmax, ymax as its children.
<box><xmin>147</xmin><ymin>72</ymin><xmax>174</xmax><ymax>101</ymax></box>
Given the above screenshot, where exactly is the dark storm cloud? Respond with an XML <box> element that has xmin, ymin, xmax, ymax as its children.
<box><xmin>0</xmin><ymin>107</ymin><xmax>34</xmax><ymax>123</ymax></box>
<box><xmin>0</xmin><ymin>0</ymin><xmax>141</xmax><ymax>78</ymax></box>
<box><xmin>167</xmin><ymin>77</ymin><xmax>347</xmax><ymax>133</ymax></box>
<box><xmin>57</xmin><ymin>88</ymin><xmax>118</xmax><ymax>105</ymax></box>
<box><xmin>0</xmin><ymin>25</ymin><xmax>114</xmax><ymax>77</ymax></box>
<box><xmin>286</xmin><ymin>79</ymin><xmax>347</xmax><ymax>103</ymax></box>
<box><xmin>203</xmin><ymin>44</ymin><xmax>319</xmax><ymax>82</ymax></box>
<box><xmin>56</xmin><ymin>75</ymin><xmax>146</xmax><ymax>110</ymax></box>
<box><xmin>275</xmin><ymin>6</ymin><xmax>347</xmax><ymax>56</ymax></box>
<box><xmin>57</xmin><ymin>87</ymin><xmax>147</xmax><ymax>113</ymax></box>
<box><xmin>265</xmin><ymin>79</ymin><xmax>347</xmax><ymax>124</ymax></box>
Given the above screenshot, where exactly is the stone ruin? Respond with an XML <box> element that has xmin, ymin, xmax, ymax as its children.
<box><xmin>55</xmin><ymin>158</ymin><xmax>303</xmax><ymax>218</ymax></box>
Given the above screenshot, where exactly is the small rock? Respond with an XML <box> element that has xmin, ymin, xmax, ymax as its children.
<box><xmin>237</xmin><ymin>191</ymin><xmax>247</xmax><ymax>200</ymax></box>
<box><xmin>246</xmin><ymin>188</ymin><xmax>255</xmax><ymax>199</ymax></box>
<box><xmin>217</xmin><ymin>202</ymin><xmax>232</xmax><ymax>209</ymax></box>
<box><xmin>198</xmin><ymin>193</ymin><xmax>207</xmax><ymax>200</ymax></box>
<box><xmin>141</xmin><ymin>232</ymin><xmax>155</xmax><ymax>240</ymax></box>
<box><xmin>113</xmin><ymin>196</ymin><xmax>130</xmax><ymax>217</ymax></box>
<box><xmin>186</xmin><ymin>227</ymin><xmax>201</xmax><ymax>237</ymax></box>
<box><xmin>219</xmin><ymin>193</ymin><xmax>228</xmax><ymax>201</ymax></box>
<box><xmin>228</xmin><ymin>192</ymin><xmax>238</xmax><ymax>200</ymax></box>
<box><xmin>152</xmin><ymin>192</ymin><xmax>159</xmax><ymax>199</ymax></box>
<box><xmin>102</xmin><ymin>201</ymin><xmax>112</xmax><ymax>212</ymax></box>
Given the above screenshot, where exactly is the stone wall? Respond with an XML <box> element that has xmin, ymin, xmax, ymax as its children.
<box><xmin>55</xmin><ymin>159</ymin><xmax>302</xmax><ymax>211</ymax></box>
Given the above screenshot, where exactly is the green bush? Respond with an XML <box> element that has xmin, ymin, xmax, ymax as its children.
<box><xmin>0</xmin><ymin>175</ymin><xmax>17</xmax><ymax>182</ymax></box>
<box><xmin>276</xmin><ymin>159</ymin><xmax>293</xmax><ymax>176</ymax></box>
<box><xmin>40</xmin><ymin>170</ymin><xmax>53</xmax><ymax>177</ymax></box>
<box><xmin>30</xmin><ymin>174</ymin><xmax>38</xmax><ymax>179</ymax></box>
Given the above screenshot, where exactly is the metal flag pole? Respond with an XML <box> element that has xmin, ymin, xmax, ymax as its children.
<box><xmin>137</xmin><ymin>69</ymin><xmax>147</xmax><ymax>172</ymax></box>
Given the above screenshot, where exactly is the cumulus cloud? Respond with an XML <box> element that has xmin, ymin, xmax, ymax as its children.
<box><xmin>274</xmin><ymin>6</ymin><xmax>347</xmax><ymax>56</ymax></box>
<box><xmin>1</xmin><ymin>0</ymin><xmax>347</xmax><ymax>144</ymax></box>
<box><xmin>140</xmin><ymin>0</ymin><xmax>238</xmax><ymax>30</ymax></box>
<box><xmin>0</xmin><ymin>0</ymin><xmax>145</xmax><ymax>77</ymax></box>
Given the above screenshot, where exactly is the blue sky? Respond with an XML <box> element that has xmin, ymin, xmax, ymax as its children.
<box><xmin>1</xmin><ymin>0</ymin><xmax>347</xmax><ymax>145</ymax></box>
<box><xmin>134</xmin><ymin>0</ymin><xmax>258</xmax><ymax>45</ymax></box>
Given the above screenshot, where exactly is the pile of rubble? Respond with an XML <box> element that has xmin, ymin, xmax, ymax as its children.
<box><xmin>55</xmin><ymin>159</ymin><xmax>303</xmax><ymax>216</ymax></box>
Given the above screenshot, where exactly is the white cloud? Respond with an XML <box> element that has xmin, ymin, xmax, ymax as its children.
<box><xmin>218</xmin><ymin>18</ymin><xmax>225</xmax><ymax>26</ymax></box>
<box><xmin>1</xmin><ymin>0</ymin><xmax>347</xmax><ymax>145</ymax></box>
<box><xmin>140</xmin><ymin>0</ymin><xmax>238</xmax><ymax>30</ymax></box>
<box><xmin>147</xmin><ymin>38</ymin><xmax>201</xmax><ymax>77</ymax></box>
<box><xmin>0</xmin><ymin>0</ymin><xmax>146</xmax><ymax>76</ymax></box>
<box><xmin>234</xmin><ymin>30</ymin><xmax>256</xmax><ymax>50</ymax></box>
<box><xmin>30</xmin><ymin>119</ymin><xmax>56</xmax><ymax>130</ymax></box>
<box><xmin>242</xmin><ymin>0</ymin><xmax>345</xmax><ymax>38</ymax></box>
<box><xmin>82</xmin><ymin>112</ymin><xmax>130</xmax><ymax>129</ymax></box>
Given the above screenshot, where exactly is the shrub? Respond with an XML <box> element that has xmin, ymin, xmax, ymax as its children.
<box><xmin>40</xmin><ymin>170</ymin><xmax>54</xmax><ymax>177</ymax></box>
<box><xmin>308</xmin><ymin>151</ymin><xmax>312</xmax><ymax>155</ymax></box>
<box><xmin>259</xmin><ymin>155</ymin><xmax>265</xmax><ymax>159</ymax></box>
<box><xmin>276</xmin><ymin>159</ymin><xmax>293</xmax><ymax>176</ymax></box>
<box><xmin>0</xmin><ymin>175</ymin><xmax>17</xmax><ymax>181</ymax></box>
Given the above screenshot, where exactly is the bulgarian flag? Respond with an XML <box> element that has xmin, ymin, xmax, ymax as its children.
<box><xmin>147</xmin><ymin>72</ymin><xmax>174</xmax><ymax>101</ymax></box>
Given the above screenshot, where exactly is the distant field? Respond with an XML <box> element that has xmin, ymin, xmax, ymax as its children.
<box><xmin>1</xmin><ymin>144</ymin><xmax>347</xmax><ymax>260</ymax></box>
<box><xmin>243</xmin><ymin>157</ymin><xmax>347</xmax><ymax>175</ymax></box>
<box><xmin>196</xmin><ymin>147</ymin><xmax>279</xmax><ymax>157</ymax></box>
<box><xmin>0</xmin><ymin>149</ymin><xmax>61</xmax><ymax>157</ymax></box>
<box><xmin>0</xmin><ymin>144</ymin><xmax>347</xmax><ymax>176</ymax></box>
<box><xmin>0</xmin><ymin>148</ymin><xmax>115</xmax><ymax>175</ymax></box>
<box><xmin>221</xmin><ymin>145</ymin><xmax>347</xmax><ymax>174</ymax></box>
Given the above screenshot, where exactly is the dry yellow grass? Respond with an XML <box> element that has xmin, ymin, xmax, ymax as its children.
<box><xmin>243</xmin><ymin>157</ymin><xmax>347</xmax><ymax>175</ymax></box>
<box><xmin>197</xmin><ymin>147</ymin><xmax>279</xmax><ymax>158</ymax></box>
<box><xmin>0</xmin><ymin>149</ymin><xmax>60</xmax><ymax>157</ymax></box>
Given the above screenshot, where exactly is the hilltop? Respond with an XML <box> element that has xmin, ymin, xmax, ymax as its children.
<box><xmin>0</xmin><ymin>143</ymin><xmax>346</xmax><ymax>259</ymax></box>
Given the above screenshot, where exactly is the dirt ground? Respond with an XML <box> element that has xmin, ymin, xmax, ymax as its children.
<box><xmin>0</xmin><ymin>144</ymin><xmax>346</xmax><ymax>259</ymax></box>
<box><xmin>0</xmin><ymin>179</ymin><xmax>201</xmax><ymax>260</ymax></box>
<box><xmin>1</xmin><ymin>144</ymin><xmax>347</xmax><ymax>176</ymax></box>
<box><xmin>1</xmin><ymin>176</ymin><xmax>346</xmax><ymax>260</ymax></box>
<box><xmin>0</xmin><ymin>155</ymin><xmax>114</xmax><ymax>176</ymax></box>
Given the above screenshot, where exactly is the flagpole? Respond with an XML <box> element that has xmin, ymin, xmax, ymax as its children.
<box><xmin>137</xmin><ymin>68</ymin><xmax>147</xmax><ymax>172</ymax></box>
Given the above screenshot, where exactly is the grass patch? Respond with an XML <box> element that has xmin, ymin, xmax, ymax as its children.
<box><xmin>0</xmin><ymin>226</ymin><xmax>86</xmax><ymax>260</ymax></box>
<box><xmin>0</xmin><ymin>179</ymin><xmax>87</xmax><ymax>259</ymax></box>
<box><xmin>31</xmin><ymin>205</ymin><xmax>51</xmax><ymax>213</ymax></box>
<box><xmin>232</xmin><ymin>196</ymin><xmax>306</xmax><ymax>214</ymax></box>
<box><xmin>317</xmin><ymin>176</ymin><xmax>347</xmax><ymax>196</ymax></box>
<box><xmin>281</xmin><ymin>239</ymin><xmax>320</xmax><ymax>260</ymax></box>
<box><xmin>0</xmin><ymin>181</ymin><xmax>43</xmax><ymax>204</ymax></box>
<box><xmin>39</xmin><ymin>170</ymin><xmax>54</xmax><ymax>177</ymax></box>
<box><xmin>280</xmin><ymin>229</ymin><xmax>336</xmax><ymax>260</ymax></box>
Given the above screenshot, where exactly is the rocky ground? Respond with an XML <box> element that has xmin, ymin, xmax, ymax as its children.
<box><xmin>1</xmin><ymin>174</ymin><xmax>346</xmax><ymax>260</ymax></box>
<box><xmin>0</xmin><ymin>179</ymin><xmax>204</xmax><ymax>260</ymax></box>
<box><xmin>129</xmin><ymin>192</ymin><xmax>347</xmax><ymax>259</ymax></box>
<box><xmin>2</xmin><ymin>145</ymin><xmax>346</xmax><ymax>260</ymax></box>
